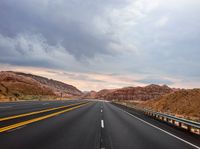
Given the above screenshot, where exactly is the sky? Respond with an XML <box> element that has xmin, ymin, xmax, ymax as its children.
<box><xmin>0</xmin><ymin>0</ymin><xmax>200</xmax><ymax>91</ymax></box>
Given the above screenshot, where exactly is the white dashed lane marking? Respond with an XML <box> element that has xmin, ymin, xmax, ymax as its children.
<box><xmin>101</xmin><ymin>120</ymin><xmax>104</xmax><ymax>128</ymax></box>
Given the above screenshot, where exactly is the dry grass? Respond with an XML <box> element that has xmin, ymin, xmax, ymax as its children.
<box><xmin>141</xmin><ymin>89</ymin><xmax>200</xmax><ymax>122</ymax></box>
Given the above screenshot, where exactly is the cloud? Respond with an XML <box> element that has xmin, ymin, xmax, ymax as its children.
<box><xmin>137</xmin><ymin>76</ymin><xmax>174</xmax><ymax>85</ymax></box>
<box><xmin>155</xmin><ymin>16</ymin><xmax>169</xmax><ymax>27</ymax></box>
<box><xmin>0</xmin><ymin>0</ymin><xmax>200</xmax><ymax>89</ymax></box>
<box><xmin>0</xmin><ymin>33</ymin><xmax>73</xmax><ymax>68</ymax></box>
<box><xmin>0</xmin><ymin>0</ymin><xmax>127</xmax><ymax>59</ymax></box>
<box><xmin>0</xmin><ymin>64</ymin><xmax>142</xmax><ymax>90</ymax></box>
<box><xmin>1</xmin><ymin>64</ymin><xmax>200</xmax><ymax>90</ymax></box>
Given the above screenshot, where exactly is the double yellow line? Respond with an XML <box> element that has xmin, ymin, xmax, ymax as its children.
<box><xmin>0</xmin><ymin>102</ymin><xmax>89</xmax><ymax>133</ymax></box>
<box><xmin>0</xmin><ymin>102</ymin><xmax>86</xmax><ymax>122</ymax></box>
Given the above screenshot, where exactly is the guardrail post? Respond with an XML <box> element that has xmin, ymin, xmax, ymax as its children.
<box><xmin>178</xmin><ymin>122</ymin><xmax>182</xmax><ymax>127</ymax></box>
<box><xmin>157</xmin><ymin>115</ymin><xmax>159</xmax><ymax>119</ymax></box>
<box><xmin>187</xmin><ymin>125</ymin><xmax>191</xmax><ymax>132</ymax></box>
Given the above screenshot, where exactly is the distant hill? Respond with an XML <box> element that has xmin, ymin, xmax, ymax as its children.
<box><xmin>83</xmin><ymin>91</ymin><xmax>97</xmax><ymax>99</ymax></box>
<box><xmin>83</xmin><ymin>84</ymin><xmax>173</xmax><ymax>101</ymax></box>
<box><xmin>0</xmin><ymin>71</ymin><xmax>82</xmax><ymax>101</ymax></box>
<box><xmin>142</xmin><ymin>89</ymin><xmax>200</xmax><ymax>121</ymax></box>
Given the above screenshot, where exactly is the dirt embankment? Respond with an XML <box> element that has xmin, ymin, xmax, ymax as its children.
<box><xmin>141</xmin><ymin>89</ymin><xmax>200</xmax><ymax>121</ymax></box>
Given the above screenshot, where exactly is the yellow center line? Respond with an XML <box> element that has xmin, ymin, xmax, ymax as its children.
<box><xmin>0</xmin><ymin>102</ymin><xmax>87</xmax><ymax>122</ymax></box>
<box><xmin>0</xmin><ymin>102</ymin><xmax>90</xmax><ymax>133</ymax></box>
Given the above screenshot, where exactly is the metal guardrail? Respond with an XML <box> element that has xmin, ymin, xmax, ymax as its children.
<box><xmin>117</xmin><ymin>102</ymin><xmax>200</xmax><ymax>135</ymax></box>
<box><xmin>143</xmin><ymin>109</ymin><xmax>200</xmax><ymax>135</ymax></box>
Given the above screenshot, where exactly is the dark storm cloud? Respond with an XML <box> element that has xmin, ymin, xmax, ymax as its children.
<box><xmin>0</xmin><ymin>0</ymin><xmax>125</xmax><ymax>59</ymax></box>
<box><xmin>0</xmin><ymin>0</ymin><xmax>200</xmax><ymax>89</ymax></box>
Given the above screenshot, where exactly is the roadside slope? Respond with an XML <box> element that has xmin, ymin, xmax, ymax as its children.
<box><xmin>142</xmin><ymin>89</ymin><xmax>200</xmax><ymax>121</ymax></box>
<box><xmin>0</xmin><ymin>71</ymin><xmax>82</xmax><ymax>101</ymax></box>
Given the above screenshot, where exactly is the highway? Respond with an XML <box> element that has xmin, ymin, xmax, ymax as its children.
<box><xmin>0</xmin><ymin>100</ymin><xmax>199</xmax><ymax>149</ymax></box>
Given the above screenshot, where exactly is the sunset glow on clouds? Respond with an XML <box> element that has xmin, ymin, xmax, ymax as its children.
<box><xmin>1</xmin><ymin>64</ymin><xmax>199</xmax><ymax>91</ymax></box>
<box><xmin>0</xmin><ymin>0</ymin><xmax>200</xmax><ymax>90</ymax></box>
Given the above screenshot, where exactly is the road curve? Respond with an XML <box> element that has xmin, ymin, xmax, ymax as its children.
<box><xmin>0</xmin><ymin>101</ymin><xmax>199</xmax><ymax>149</ymax></box>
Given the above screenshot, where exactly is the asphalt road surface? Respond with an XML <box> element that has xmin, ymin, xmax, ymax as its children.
<box><xmin>0</xmin><ymin>100</ymin><xmax>199</xmax><ymax>149</ymax></box>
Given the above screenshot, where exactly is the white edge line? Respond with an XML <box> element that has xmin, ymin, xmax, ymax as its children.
<box><xmin>0</xmin><ymin>106</ymin><xmax>13</xmax><ymax>109</ymax></box>
<box><xmin>101</xmin><ymin>120</ymin><xmax>104</xmax><ymax>128</ymax></box>
<box><xmin>7</xmin><ymin>125</ymin><xmax>26</xmax><ymax>132</ymax></box>
<box><xmin>116</xmin><ymin>106</ymin><xmax>200</xmax><ymax>149</ymax></box>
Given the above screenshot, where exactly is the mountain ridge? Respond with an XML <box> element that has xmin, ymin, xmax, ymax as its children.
<box><xmin>0</xmin><ymin>71</ymin><xmax>82</xmax><ymax>101</ymax></box>
<box><xmin>83</xmin><ymin>84</ymin><xmax>174</xmax><ymax>101</ymax></box>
